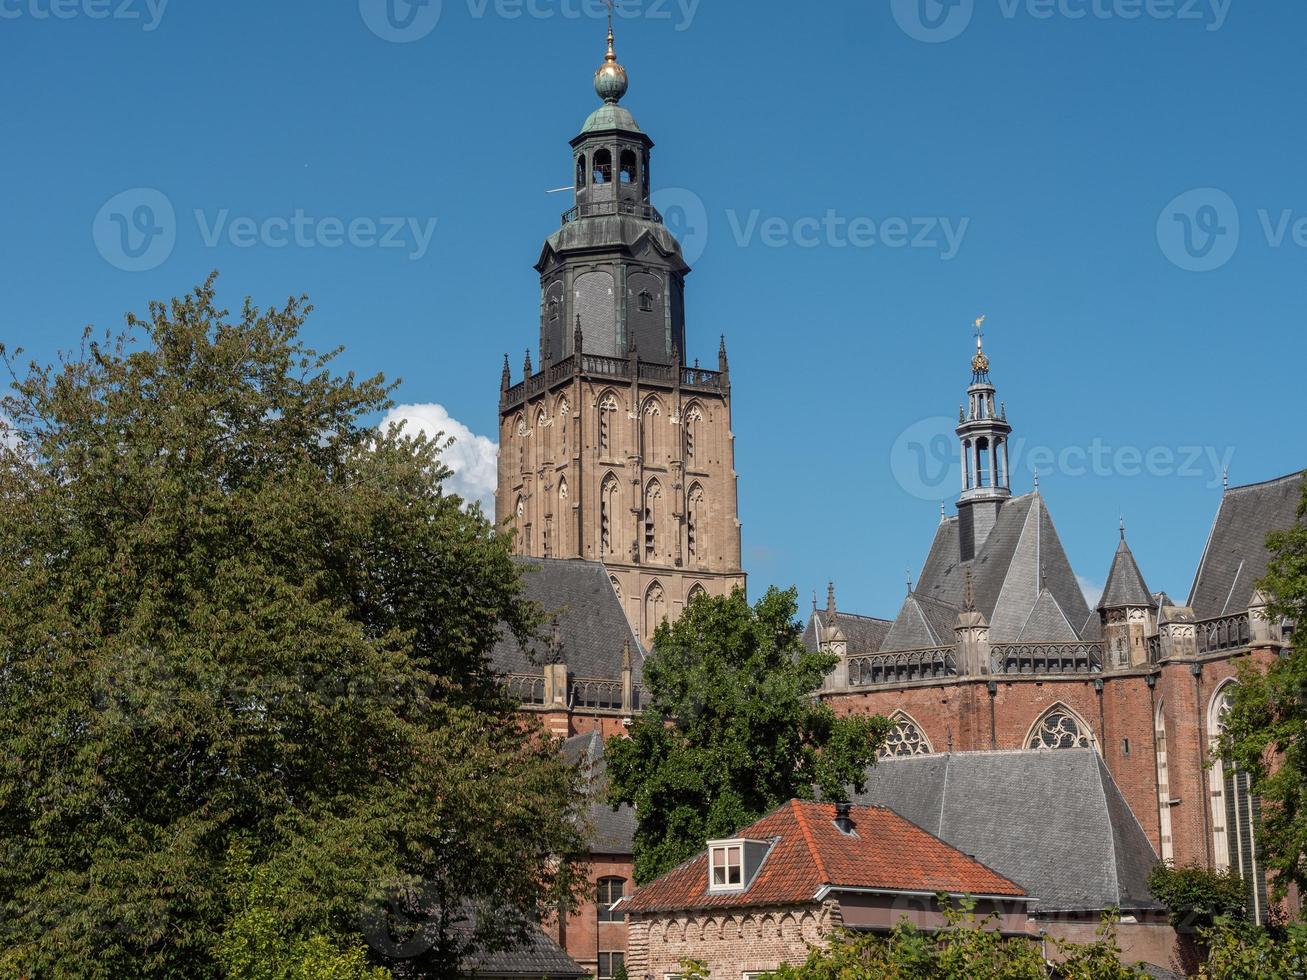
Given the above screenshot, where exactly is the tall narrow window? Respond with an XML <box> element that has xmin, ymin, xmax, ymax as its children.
<box><xmin>597</xmin><ymin>953</ymin><xmax>624</xmax><ymax>980</ymax></box>
<box><xmin>975</xmin><ymin>436</ymin><xmax>991</xmax><ymax>487</ymax></box>
<box><xmin>558</xmin><ymin>397</ymin><xmax>570</xmax><ymax>455</ymax></box>
<box><xmin>514</xmin><ymin>496</ymin><xmax>526</xmax><ymax>555</ymax></box>
<box><xmin>598</xmin><ymin>394</ymin><xmax>617</xmax><ymax>453</ymax></box>
<box><xmin>576</xmin><ymin>154</ymin><xmax>587</xmax><ymax>188</ymax></box>
<box><xmin>687</xmin><ymin>483</ymin><xmax>704</xmax><ymax>560</ymax></box>
<box><xmin>644</xmin><ymin>479</ymin><xmax>662</xmax><ymax>560</ymax></box>
<box><xmin>1210</xmin><ymin>684</ymin><xmax>1267</xmax><ymax>924</ymax></box>
<box><xmin>641</xmin><ymin>397</ymin><xmax>661</xmax><ymax>464</ymax></box>
<box><xmin>684</xmin><ymin>405</ymin><xmax>702</xmax><ymax>464</ymax></box>
<box><xmin>644</xmin><ymin>582</ymin><xmax>665</xmax><ymax>640</ymax></box>
<box><xmin>600</xmin><ymin>474</ymin><xmax>618</xmax><ymax>555</ymax></box>
<box><xmin>1155</xmin><ymin>701</ymin><xmax>1174</xmax><ymax>863</ymax></box>
<box><xmin>556</xmin><ymin>479</ymin><xmax>569</xmax><ymax>556</ymax></box>
<box><xmin>596</xmin><ymin>877</ymin><xmax>625</xmax><ymax>922</ymax></box>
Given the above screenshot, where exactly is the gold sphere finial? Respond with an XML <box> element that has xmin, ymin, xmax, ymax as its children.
<box><xmin>594</xmin><ymin>1</ymin><xmax>628</xmax><ymax>103</ymax></box>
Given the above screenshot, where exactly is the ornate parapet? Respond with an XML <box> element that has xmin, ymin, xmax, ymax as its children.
<box><xmin>989</xmin><ymin>641</ymin><xmax>1102</xmax><ymax>675</ymax></box>
<box><xmin>847</xmin><ymin>646</ymin><xmax>957</xmax><ymax>687</ymax></box>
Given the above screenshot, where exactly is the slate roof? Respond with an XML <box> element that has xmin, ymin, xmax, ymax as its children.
<box><xmin>562</xmin><ymin>730</ymin><xmax>636</xmax><ymax>854</ymax></box>
<box><xmin>625</xmin><ymin>800</ymin><xmax>1026</xmax><ymax>914</ymax></box>
<box><xmin>1099</xmin><ymin>535</ymin><xmax>1153</xmax><ymax>609</ymax></box>
<box><xmin>457</xmin><ymin>917</ymin><xmax>586</xmax><ymax>978</ymax></box>
<box><xmin>878</xmin><ymin>493</ymin><xmax>1092</xmax><ymax>649</ymax></box>
<box><xmin>1188</xmin><ymin>470</ymin><xmax>1305</xmax><ymax>618</ymax></box>
<box><xmin>802</xmin><ymin>610</ymin><xmax>892</xmax><ymax>654</ymax></box>
<box><xmin>853</xmin><ymin>751</ymin><xmax>1160</xmax><ymax>914</ymax></box>
<box><xmin>491</xmin><ymin>558</ymin><xmax>644</xmax><ymax>684</ymax></box>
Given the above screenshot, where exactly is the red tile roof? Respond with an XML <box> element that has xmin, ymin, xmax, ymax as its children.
<box><xmin>625</xmin><ymin>800</ymin><xmax>1027</xmax><ymax>913</ymax></box>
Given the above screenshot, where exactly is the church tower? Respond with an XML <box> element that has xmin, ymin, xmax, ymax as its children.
<box><xmin>497</xmin><ymin>22</ymin><xmax>745</xmax><ymax>642</ymax></box>
<box><xmin>956</xmin><ymin>318</ymin><xmax>1012</xmax><ymax>561</ymax></box>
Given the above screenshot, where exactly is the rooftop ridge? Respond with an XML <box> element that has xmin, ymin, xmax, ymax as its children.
<box><xmin>1224</xmin><ymin>468</ymin><xmax>1306</xmax><ymax>495</ymax></box>
<box><xmin>790</xmin><ymin>799</ymin><xmax>832</xmax><ymax>885</ymax></box>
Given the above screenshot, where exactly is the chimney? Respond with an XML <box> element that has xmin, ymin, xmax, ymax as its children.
<box><xmin>834</xmin><ymin>801</ymin><xmax>855</xmax><ymax>834</ymax></box>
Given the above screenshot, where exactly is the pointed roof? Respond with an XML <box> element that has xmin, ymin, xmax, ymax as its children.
<box><xmin>802</xmin><ymin>610</ymin><xmax>892</xmax><ymax>654</ymax></box>
<box><xmin>1188</xmin><ymin>470</ymin><xmax>1304</xmax><ymax>617</ymax></box>
<box><xmin>882</xmin><ymin>492</ymin><xmax>1091</xmax><ymax>649</ymax></box>
<box><xmin>855</xmin><ymin>750</ymin><xmax>1160</xmax><ymax>914</ymax></box>
<box><xmin>624</xmin><ymin>800</ymin><xmax>1027</xmax><ymax>914</ymax></box>
<box><xmin>1018</xmin><ymin>589</ymin><xmax>1079</xmax><ymax>641</ymax></box>
<box><xmin>561</xmin><ymin>731</ymin><xmax>636</xmax><ymax>855</ymax></box>
<box><xmin>1099</xmin><ymin>533</ymin><xmax>1153</xmax><ymax>609</ymax></box>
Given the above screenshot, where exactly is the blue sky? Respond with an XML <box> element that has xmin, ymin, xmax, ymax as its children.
<box><xmin>1</xmin><ymin>0</ymin><xmax>1303</xmax><ymax>619</ymax></box>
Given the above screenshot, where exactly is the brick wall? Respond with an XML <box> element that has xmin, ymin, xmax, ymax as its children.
<box><xmin>826</xmin><ymin>647</ymin><xmax>1282</xmax><ymax>875</ymax></box>
<box><xmin>628</xmin><ymin>901</ymin><xmax>842</xmax><ymax>977</ymax></box>
<box><xmin>544</xmin><ymin>855</ymin><xmax>634</xmax><ymax>976</ymax></box>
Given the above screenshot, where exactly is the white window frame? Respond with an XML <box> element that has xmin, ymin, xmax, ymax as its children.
<box><xmin>708</xmin><ymin>840</ymin><xmax>744</xmax><ymax>891</ymax></box>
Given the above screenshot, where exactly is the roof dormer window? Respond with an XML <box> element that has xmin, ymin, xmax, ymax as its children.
<box><xmin>710</xmin><ymin>843</ymin><xmax>741</xmax><ymax>888</ymax></box>
<box><xmin>706</xmin><ymin>837</ymin><xmax>772</xmax><ymax>894</ymax></box>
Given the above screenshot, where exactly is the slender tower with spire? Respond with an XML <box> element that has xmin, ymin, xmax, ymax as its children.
<box><xmin>955</xmin><ymin>316</ymin><xmax>1013</xmax><ymax>560</ymax></box>
<box><xmin>497</xmin><ymin>21</ymin><xmax>744</xmax><ymax>642</ymax></box>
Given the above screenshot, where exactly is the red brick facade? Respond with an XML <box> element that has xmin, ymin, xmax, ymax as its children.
<box><xmin>826</xmin><ymin>647</ymin><xmax>1277</xmax><ymax>871</ymax></box>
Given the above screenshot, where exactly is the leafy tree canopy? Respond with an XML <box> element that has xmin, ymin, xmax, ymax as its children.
<box><xmin>1218</xmin><ymin>472</ymin><xmax>1307</xmax><ymax>898</ymax></box>
<box><xmin>0</xmin><ymin>277</ymin><xmax>586</xmax><ymax>978</ymax></box>
<box><xmin>606</xmin><ymin>586</ymin><xmax>891</xmax><ymax>884</ymax></box>
<box><xmin>1146</xmin><ymin>864</ymin><xmax>1247</xmax><ymax>934</ymax></box>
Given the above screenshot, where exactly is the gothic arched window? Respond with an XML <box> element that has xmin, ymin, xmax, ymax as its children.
<box><xmin>644</xmin><ymin>581</ymin><xmax>666</xmax><ymax>642</ymax></box>
<box><xmin>1027</xmin><ymin>705</ymin><xmax>1094</xmax><ymax>751</ymax></box>
<box><xmin>593</xmin><ymin>148</ymin><xmax>612</xmax><ymax>184</ymax></box>
<box><xmin>557</xmin><ymin>397</ymin><xmax>570</xmax><ymax>455</ymax></box>
<box><xmin>644</xmin><ymin>478</ymin><xmax>663</xmax><ymax>561</ymax></box>
<box><xmin>556</xmin><ymin>478</ymin><xmax>569</xmax><ymax>556</ymax></box>
<box><xmin>1210</xmin><ymin>682</ymin><xmax>1267</xmax><ymax>924</ymax></box>
<box><xmin>880</xmin><ymin>712</ymin><xmax>933</xmax><ymax>758</ymax></box>
<box><xmin>598</xmin><ymin>393</ymin><xmax>618</xmax><ymax>453</ymax></box>
<box><xmin>1156</xmin><ymin>700</ymin><xmax>1174</xmax><ymax>863</ymax></box>
<box><xmin>600</xmin><ymin>473</ymin><xmax>619</xmax><ymax>556</ymax></box>
<box><xmin>687</xmin><ymin>583</ymin><xmax>707</xmax><ymax>606</ymax></box>
<box><xmin>514</xmin><ymin>496</ymin><xmax>527</xmax><ymax>555</ymax></box>
<box><xmin>641</xmin><ymin>397</ymin><xmax>662</xmax><ymax>464</ymax></box>
<box><xmin>684</xmin><ymin>404</ymin><xmax>703</xmax><ymax>464</ymax></box>
<box><xmin>687</xmin><ymin>483</ymin><xmax>704</xmax><ymax>561</ymax></box>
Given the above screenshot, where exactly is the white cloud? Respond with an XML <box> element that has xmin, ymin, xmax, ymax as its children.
<box><xmin>1077</xmin><ymin>575</ymin><xmax>1103</xmax><ymax>608</ymax></box>
<box><xmin>380</xmin><ymin>403</ymin><xmax>498</xmax><ymax>514</ymax></box>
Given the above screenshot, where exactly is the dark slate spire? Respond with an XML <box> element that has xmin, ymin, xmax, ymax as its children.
<box><xmin>1099</xmin><ymin>529</ymin><xmax>1152</xmax><ymax>610</ymax></box>
<box><xmin>718</xmin><ymin>334</ymin><xmax>729</xmax><ymax>374</ymax></box>
<box><xmin>501</xmin><ymin>353</ymin><xmax>511</xmax><ymax>390</ymax></box>
<box><xmin>523</xmin><ymin>348</ymin><xmax>533</xmax><ymax>378</ymax></box>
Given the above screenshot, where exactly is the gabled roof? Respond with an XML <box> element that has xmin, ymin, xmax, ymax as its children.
<box><xmin>625</xmin><ymin>800</ymin><xmax>1026</xmax><ymax>914</ymax></box>
<box><xmin>853</xmin><ymin>751</ymin><xmax>1160</xmax><ymax>914</ymax></box>
<box><xmin>457</xmin><ymin>916</ymin><xmax>586</xmax><ymax>978</ymax></box>
<box><xmin>1099</xmin><ymin>535</ymin><xmax>1153</xmax><ymax>609</ymax></box>
<box><xmin>1188</xmin><ymin>470</ymin><xmax>1304</xmax><ymax>618</ymax></box>
<box><xmin>802</xmin><ymin>610</ymin><xmax>892</xmax><ymax>654</ymax></box>
<box><xmin>562</xmin><ymin>730</ymin><xmax>636</xmax><ymax>855</ymax></box>
<box><xmin>881</xmin><ymin>493</ymin><xmax>1091</xmax><ymax>649</ymax></box>
<box><xmin>491</xmin><ymin>558</ymin><xmax>644</xmax><ymax>684</ymax></box>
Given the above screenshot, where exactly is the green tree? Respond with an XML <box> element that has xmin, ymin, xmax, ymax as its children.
<box><xmin>1146</xmin><ymin>864</ymin><xmax>1247</xmax><ymax>934</ymax></box>
<box><xmin>607</xmin><ymin>586</ymin><xmax>890</xmax><ymax>884</ymax></box>
<box><xmin>1199</xmin><ymin>916</ymin><xmax>1307</xmax><ymax>979</ymax></box>
<box><xmin>0</xmin><ymin>278</ymin><xmax>586</xmax><ymax>978</ymax></box>
<box><xmin>1217</xmin><ymin>471</ymin><xmax>1307</xmax><ymax>898</ymax></box>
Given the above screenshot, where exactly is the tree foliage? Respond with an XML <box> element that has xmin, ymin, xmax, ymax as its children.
<box><xmin>762</xmin><ymin>903</ymin><xmax>1147</xmax><ymax>979</ymax></box>
<box><xmin>0</xmin><ymin>277</ymin><xmax>586</xmax><ymax>978</ymax></box>
<box><xmin>1146</xmin><ymin>863</ymin><xmax>1247</xmax><ymax>933</ymax></box>
<box><xmin>1198</xmin><ymin>917</ymin><xmax>1307</xmax><ymax>979</ymax></box>
<box><xmin>606</xmin><ymin>586</ymin><xmax>891</xmax><ymax>884</ymax></box>
<box><xmin>1217</xmin><ymin>471</ymin><xmax>1307</xmax><ymax>898</ymax></box>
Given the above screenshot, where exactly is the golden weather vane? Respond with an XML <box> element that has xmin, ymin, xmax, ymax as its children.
<box><xmin>974</xmin><ymin>314</ymin><xmax>986</xmax><ymax>350</ymax></box>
